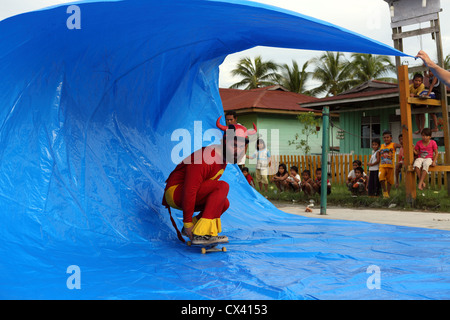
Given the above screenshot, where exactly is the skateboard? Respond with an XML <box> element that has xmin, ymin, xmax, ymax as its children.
<box><xmin>186</xmin><ymin>240</ymin><xmax>228</xmax><ymax>254</ymax></box>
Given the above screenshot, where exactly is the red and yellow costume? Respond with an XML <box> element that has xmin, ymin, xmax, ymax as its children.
<box><xmin>162</xmin><ymin>117</ymin><xmax>256</xmax><ymax>241</ymax></box>
<box><xmin>162</xmin><ymin>146</ymin><xmax>228</xmax><ymax>237</ymax></box>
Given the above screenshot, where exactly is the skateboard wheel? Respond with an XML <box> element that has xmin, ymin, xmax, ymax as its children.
<box><xmin>201</xmin><ymin>247</ymin><xmax>206</xmax><ymax>254</ymax></box>
<box><xmin>187</xmin><ymin>241</ymin><xmax>192</xmax><ymax>246</ymax></box>
<box><xmin>222</xmin><ymin>247</ymin><xmax>227</xmax><ymax>252</ymax></box>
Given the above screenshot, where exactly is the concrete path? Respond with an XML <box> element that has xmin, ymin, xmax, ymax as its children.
<box><xmin>272</xmin><ymin>201</ymin><xmax>450</xmax><ymax>231</ymax></box>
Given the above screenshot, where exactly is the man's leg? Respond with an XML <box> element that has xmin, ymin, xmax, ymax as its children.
<box><xmin>189</xmin><ymin>180</ymin><xmax>229</xmax><ymax>238</ymax></box>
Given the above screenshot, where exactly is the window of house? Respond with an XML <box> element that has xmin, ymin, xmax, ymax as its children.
<box><xmin>361</xmin><ymin>116</ymin><xmax>380</xmax><ymax>148</ymax></box>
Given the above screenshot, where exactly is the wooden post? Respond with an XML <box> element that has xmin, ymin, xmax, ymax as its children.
<box><xmin>434</xmin><ymin>16</ymin><xmax>450</xmax><ymax>196</ymax></box>
<box><xmin>398</xmin><ymin>65</ymin><xmax>416</xmax><ymax>204</ymax></box>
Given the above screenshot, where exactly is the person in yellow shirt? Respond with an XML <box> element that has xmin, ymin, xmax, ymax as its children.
<box><xmin>409</xmin><ymin>73</ymin><xmax>426</xmax><ymax>134</ymax></box>
<box><xmin>378</xmin><ymin>130</ymin><xmax>402</xmax><ymax>198</ymax></box>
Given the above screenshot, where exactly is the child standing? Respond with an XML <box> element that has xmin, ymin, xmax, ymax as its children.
<box><xmin>379</xmin><ymin>130</ymin><xmax>402</xmax><ymax>198</ymax></box>
<box><xmin>247</xmin><ymin>138</ymin><xmax>271</xmax><ymax>192</ymax></box>
<box><xmin>367</xmin><ymin>138</ymin><xmax>381</xmax><ymax>197</ymax></box>
<box><xmin>413</xmin><ymin>128</ymin><xmax>438</xmax><ymax>190</ymax></box>
<box><xmin>271</xmin><ymin>163</ymin><xmax>289</xmax><ymax>192</ymax></box>
<box><xmin>286</xmin><ymin>165</ymin><xmax>301</xmax><ymax>192</ymax></box>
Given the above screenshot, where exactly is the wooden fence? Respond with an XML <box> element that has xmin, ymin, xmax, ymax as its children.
<box><xmin>271</xmin><ymin>152</ymin><xmax>448</xmax><ymax>189</ymax></box>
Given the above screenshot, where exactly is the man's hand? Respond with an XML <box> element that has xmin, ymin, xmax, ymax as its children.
<box><xmin>184</xmin><ymin>226</ymin><xmax>194</xmax><ymax>241</ymax></box>
<box><xmin>416</xmin><ymin>50</ymin><xmax>434</xmax><ymax>68</ymax></box>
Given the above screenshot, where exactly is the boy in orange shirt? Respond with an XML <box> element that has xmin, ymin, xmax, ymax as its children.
<box><xmin>378</xmin><ymin>130</ymin><xmax>402</xmax><ymax>198</ymax></box>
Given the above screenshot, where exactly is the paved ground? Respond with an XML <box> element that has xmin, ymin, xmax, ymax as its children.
<box><xmin>272</xmin><ymin>200</ymin><xmax>450</xmax><ymax>231</ymax></box>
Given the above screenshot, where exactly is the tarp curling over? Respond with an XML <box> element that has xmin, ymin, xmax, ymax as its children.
<box><xmin>1</xmin><ymin>0</ymin><xmax>449</xmax><ymax>300</ymax></box>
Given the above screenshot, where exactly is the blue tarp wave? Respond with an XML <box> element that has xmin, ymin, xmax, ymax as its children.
<box><xmin>0</xmin><ymin>0</ymin><xmax>449</xmax><ymax>299</ymax></box>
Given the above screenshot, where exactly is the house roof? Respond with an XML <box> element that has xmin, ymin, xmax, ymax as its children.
<box><xmin>220</xmin><ymin>85</ymin><xmax>320</xmax><ymax>113</ymax></box>
<box><xmin>300</xmin><ymin>79</ymin><xmax>449</xmax><ymax>110</ymax></box>
<box><xmin>300</xmin><ymin>80</ymin><xmax>399</xmax><ymax>109</ymax></box>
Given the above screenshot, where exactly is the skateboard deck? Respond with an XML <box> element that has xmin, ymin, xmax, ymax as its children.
<box><xmin>186</xmin><ymin>240</ymin><xmax>228</xmax><ymax>254</ymax></box>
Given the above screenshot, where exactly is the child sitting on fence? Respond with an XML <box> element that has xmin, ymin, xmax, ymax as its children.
<box><xmin>348</xmin><ymin>167</ymin><xmax>367</xmax><ymax>196</ymax></box>
<box><xmin>299</xmin><ymin>169</ymin><xmax>314</xmax><ymax>196</ymax></box>
<box><xmin>413</xmin><ymin>128</ymin><xmax>438</xmax><ymax>190</ymax></box>
<box><xmin>286</xmin><ymin>165</ymin><xmax>301</xmax><ymax>192</ymax></box>
<box><xmin>312</xmin><ymin>167</ymin><xmax>331</xmax><ymax>195</ymax></box>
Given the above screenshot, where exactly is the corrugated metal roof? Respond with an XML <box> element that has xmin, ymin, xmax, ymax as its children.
<box><xmin>220</xmin><ymin>85</ymin><xmax>319</xmax><ymax>112</ymax></box>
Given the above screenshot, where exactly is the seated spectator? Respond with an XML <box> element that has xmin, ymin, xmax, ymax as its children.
<box><xmin>347</xmin><ymin>160</ymin><xmax>366</xmax><ymax>184</ymax></box>
<box><xmin>312</xmin><ymin>168</ymin><xmax>331</xmax><ymax>195</ymax></box>
<box><xmin>241</xmin><ymin>167</ymin><xmax>255</xmax><ymax>188</ymax></box>
<box><xmin>271</xmin><ymin>163</ymin><xmax>289</xmax><ymax>192</ymax></box>
<box><xmin>299</xmin><ymin>169</ymin><xmax>314</xmax><ymax>196</ymax></box>
<box><xmin>348</xmin><ymin>166</ymin><xmax>367</xmax><ymax>196</ymax></box>
<box><xmin>286</xmin><ymin>166</ymin><xmax>301</xmax><ymax>192</ymax></box>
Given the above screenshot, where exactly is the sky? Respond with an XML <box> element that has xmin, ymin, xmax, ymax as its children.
<box><xmin>1</xmin><ymin>0</ymin><xmax>449</xmax><ymax>90</ymax></box>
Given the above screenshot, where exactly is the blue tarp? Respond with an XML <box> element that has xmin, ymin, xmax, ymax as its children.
<box><xmin>0</xmin><ymin>0</ymin><xmax>449</xmax><ymax>299</ymax></box>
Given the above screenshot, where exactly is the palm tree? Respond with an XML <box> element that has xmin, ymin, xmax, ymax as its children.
<box><xmin>310</xmin><ymin>51</ymin><xmax>354</xmax><ymax>97</ymax></box>
<box><xmin>444</xmin><ymin>54</ymin><xmax>450</xmax><ymax>70</ymax></box>
<box><xmin>349</xmin><ymin>53</ymin><xmax>396</xmax><ymax>83</ymax></box>
<box><xmin>229</xmin><ymin>56</ymin><xmax>280</xmax><ymax>90</ymax></box>
<box><xmin>278</xmin><ymin>60</ymin><xmax>311</xmax><ymax>95</ymax></box>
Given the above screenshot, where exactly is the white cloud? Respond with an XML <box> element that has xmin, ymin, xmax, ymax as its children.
<box><xmin>220</xmin><ymin>0</ymin><xmax>450</xmax><ymax>88</ymax></box>
<box><xmin>0</xmin><ymin>0</ymin><xmax>74</xmax><ymax>21</ymax></box>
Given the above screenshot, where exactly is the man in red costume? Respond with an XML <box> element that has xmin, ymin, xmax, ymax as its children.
<box><xmin>162</xmin><ymin>116</ymin><xmax>256</xmax><ymax>245</ymax></box>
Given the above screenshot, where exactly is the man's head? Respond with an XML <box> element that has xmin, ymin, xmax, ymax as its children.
<box><xmin>225</xmin><ymin>111</ymin><xmax>238</xmax><ymax>126</ymax></box>
<box><xmin>216</xmin><ymin>116</ymin><xmax>257</xmax><ymax>164</ymax></box>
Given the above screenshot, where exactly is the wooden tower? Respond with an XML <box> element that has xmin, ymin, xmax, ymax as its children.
<box><xmin>384</xmin><ymin>0</ymin><xmax>450</xmax><ymax>204</ymax></box>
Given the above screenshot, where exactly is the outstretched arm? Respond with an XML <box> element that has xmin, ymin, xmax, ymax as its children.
<box><xmin>416</xmin><ymin>51</ymin><xmax>450</xmax><ymax>87</ymax></box>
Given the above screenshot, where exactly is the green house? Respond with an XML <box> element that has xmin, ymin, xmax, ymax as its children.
<box><xmin>300</xmin><ymin>80</ymin><xmax>449</xmax><ymax>156</ymax></box>
<box><xmin>220</xmin><ymin>85</ymin><xmax>338</xmax><ymax>171</ymax></box>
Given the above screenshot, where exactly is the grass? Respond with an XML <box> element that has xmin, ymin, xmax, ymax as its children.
<box><xmin>257</xmin><ymin>181</ymin><xmax>450</xmax><ymax>213</ymax></box>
